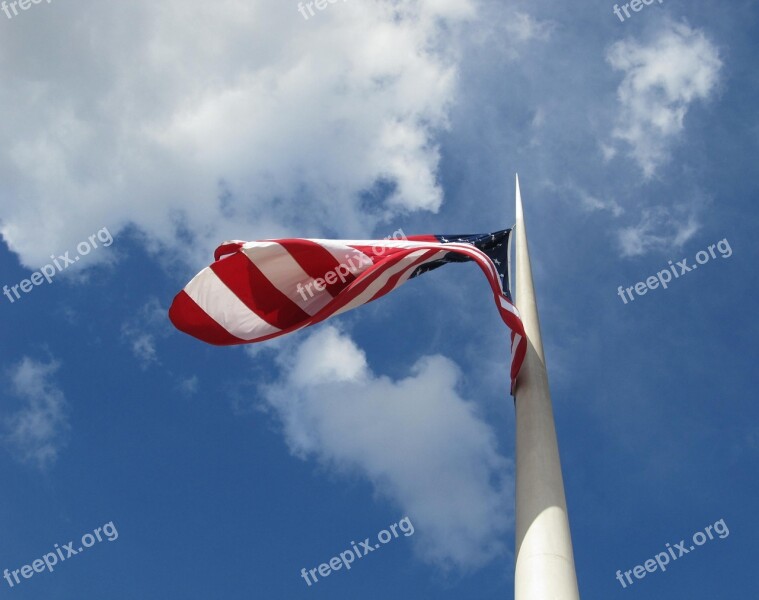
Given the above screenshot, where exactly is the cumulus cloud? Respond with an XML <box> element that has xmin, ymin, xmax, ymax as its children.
<box><xmin>0</xmin><ymin>0</ymin><xmax>473</xmax><ymax>269</ymax></box>
<box><xmin>1</xmin><ymin>358</ymin><xmax>69</xmax><ymax>469</ymax></box>
<box><xmin>260</xmin><ymin>326</ymin><xmax>513</xmax><ymax>570</ymax></box>
<box><xmin>607</xmin><ymin>22</ymin><xmax>722</xmax><ymax>178</ymax></box>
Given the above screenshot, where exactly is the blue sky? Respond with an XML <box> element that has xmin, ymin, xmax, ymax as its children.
<box><xmin>1</xmin><ymin>0</ymin><xmax>757</xmax><ymax>598</ymax></box>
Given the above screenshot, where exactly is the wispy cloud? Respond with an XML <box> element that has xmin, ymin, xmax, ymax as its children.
<box><xmin>177</xmin><ymin>375</ymin><xmax>199</xmax><ymax>396</ymax></box>
<box><xmin>121</xmin><ymin>298</ymin><xmax>170</xmax><ymax>368</ymax></box>
<box><xmin>617</xmin><ymin>206</ymin><xmax>700</xmax><ymax>257</ymax></box>
<box><xmin>504</xmin><ymin>11</ymin><xmax>554</xmax><ymax>44</ymax></box>
<box><xmin>580</xmin><ymin>191</ymin><xmax>624</xmax><ymax>217</ymax></box>
<box><xmin>2</xmin><ymin>357</ymin><xmax>69</xmax><ymax>470</ymax></box>
<box><xmin>606</xmin><ymin>21</ymin><xmax>722</xmax><ymax>178</ymax></box>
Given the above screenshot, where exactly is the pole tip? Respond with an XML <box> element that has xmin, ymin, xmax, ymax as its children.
<box><xmin>515</xmin><ymin>173</ymin><xmax>524</xmax><ymax>222</ymax></box>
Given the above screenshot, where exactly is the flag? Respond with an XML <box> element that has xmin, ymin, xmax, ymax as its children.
<box><xmin>169</xmin><ymin>230</ymin><xmax>527</xmax><ymax>391</ymax></box>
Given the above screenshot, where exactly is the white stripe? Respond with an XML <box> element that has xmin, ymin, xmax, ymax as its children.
<box><xmin>307</xmin><ymin>239</ymin><xmax>503</xmax><ymax>288</ymax></box>
<box><xmin>388</xmin><ymin>250</ymin><xmax>447</xmax><ymax>291</ymax></box>
<box><xmin>307</xmin><ymin>240</ymin><xmax>374</xmax><ymax>273</ymax></box>
<box><xmin>307</xmin><ymin>238</ymin><xmax>433</xmax><ymax>249</ymax></box>
<box><xmin>443</xmin><ymin>243</ymin><xmax>500</xmax><ymax>280</ymax></box>
<box><xmin>510</xmin><ymin>333</ymin><xmax>523</xmax><ymax>376</ymax></box>
<box><xmin>511</xmin><ymin>333</ymin><xmax>522</xmax><ymax>354</ymax></box>
<box><xmin>184</xmin><ymin>268</ymin><xmax>281</xmax><ymax>341</ymax></box>
<box><xmin>437</xmin><ymin>242</ymin><xmax>503</xmax><ymax>294</ymax></box>
<box><xmin>500</xmin><ymin>296</ymin><xmax>521</xmax><ymax>318</ymax></box>
<box><xmin>333</xmin><ymin>249</ymin><xmax>429</xmax><ymax>316</ymax></box>
<box><xmin>240</xmin><ymin>242</ymin><xmax>331</xmax><ymax>316</ymax></box>
<box><xmin>309</xmin><ymin>238</ymin><xmax>492</xmax><ymax>264</ymax></box>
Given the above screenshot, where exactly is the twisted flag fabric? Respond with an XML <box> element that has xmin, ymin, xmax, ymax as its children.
<box><xmin>169</xmin><ymin>230</ymin><xmax>527</xmax><ymax>391</ymax></box>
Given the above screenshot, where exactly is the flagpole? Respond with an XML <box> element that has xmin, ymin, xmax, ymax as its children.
<box><xmin>513</xmin><ymin>175</ymin><xmax>580</xmax><ymax>599</ymax></box>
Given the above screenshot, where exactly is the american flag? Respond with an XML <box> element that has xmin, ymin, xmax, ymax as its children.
<box><xmin>169</xmin><ymin>230</ymin><xmax>527</xmax><ymax>391</ymax></box>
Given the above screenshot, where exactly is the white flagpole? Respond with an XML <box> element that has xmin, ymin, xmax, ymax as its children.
<box><xmin>513</xmin><ymin>174</ymin><xmax>580</xmax><ymax>599</ymax></box>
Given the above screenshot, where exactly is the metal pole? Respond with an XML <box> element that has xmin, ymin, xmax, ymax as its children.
<box><xmin>513</xmin><ymin>174</ymin><xmax>580</xmax><ymax>600</ymax></box>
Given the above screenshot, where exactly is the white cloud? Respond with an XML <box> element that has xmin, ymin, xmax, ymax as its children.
<box><xmin>260</xmin><ymin>326</ymin><xmax>513</xmax><ymax>570</ymax></box>
<box><xmin>617</xmin><ymin>206</ymin><xmax>700</xmax><ymax>257</ymax></box>
<box><xmin>607</xmin><ymin>22</ymin><xmax>722</xmax><ymax>177</ymax></box>
<box><xmin>126</xmin><ymin>333</ymin><xmax>158</xmax><ymax>366</ymax></box>
<box><xmin>0</xmin><ymin>0</ymin><xmax>473</xmax><ymax>269</ymax></box>
<box><xmin>1</xmin><ymin>358</ymin><xmax>69</xmax><ymax>469</ymax></box>
<box><xmin>469</xmin><ymin>8</ymin><xmax>554</xmax><ymax>61</ymax></box>
<box><xmin>579</xmin><ymin>191</ymin><xmax>624</xmax><ymax>217</ymax></box>
<box><xmin>177</xmin><ymin>375</ymin><xmax>199</xmax><ymax>396</ymax></box>
<box><xmin>600</xmin><ymin>143</ymin><xmax>618</xmax><ymax>162</ymax></box>
<box><xmin>545</xmin><ymin>181</ymin><xmax>624</xmax><ymax>219</ymax></box>
<box><xmin>531</xmin><ymin>107</ymin><xmax>546</xmax><ymax>129</ymax></box>
<box><xmin>504</xmin><ymin>11</ymin><xmax>554</xmax><ymax>44</ymax></box>
<box><xmin>121</xmin><ymin>298</ymin><xmax>170</xmax><ymax>367</ymax></box>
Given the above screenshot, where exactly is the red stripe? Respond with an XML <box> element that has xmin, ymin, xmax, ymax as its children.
<box><xmin>348</xmin><ymin>244</ymin><xmax>404</xmax><ymax>261</ymax></box>
<box><xmin>214</xmin><ymin>241</ymin><xmax>245</xmax><ymax>261</ymax></box>
<box><xmin>307</xmin><ymin>250</ymin><xmax>416</xmax><ymax>327</ymax></box>
<box><xmin>277</xmin><ymin>239</ymin><xmax>356</xmax><ymax>296</ymax></box>
<box><xmin>369</xmin><ymin>249</ymin><xmax>442</xmax><ymax>303</ymax></box>
<box><xmin>168</xmin><ymin>290</ymin><xmax>245</xmax><ymax>346</ymax></box>
<box><xmin>511</xmin><ymin>337</ymin><xmax>526</xmax><ymax>392</ymax></box>
<box><xmin>209</xmin><ymin>252</ymin><xmax>310</xmax><ymax>331</ymax></box>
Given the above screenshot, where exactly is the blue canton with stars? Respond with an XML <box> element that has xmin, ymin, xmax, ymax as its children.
<box><xmin>408</xmin><ymin>230</ymin><xmax>514</xmax><ymax>301</ymax></box>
